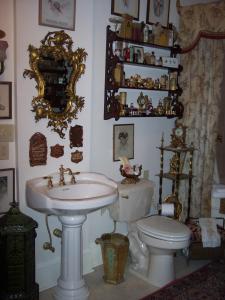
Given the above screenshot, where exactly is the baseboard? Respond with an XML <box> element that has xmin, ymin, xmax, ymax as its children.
<box><xmin>37</xmin><ymin>242</ymin><xmax>103</xmax><ymax>292</ymax></box>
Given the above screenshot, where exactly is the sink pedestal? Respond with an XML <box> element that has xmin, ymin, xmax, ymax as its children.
<box><xmin>53</xmin><ymin>215</ymin><xmax>89</xmax><ymax>300</ymax></box>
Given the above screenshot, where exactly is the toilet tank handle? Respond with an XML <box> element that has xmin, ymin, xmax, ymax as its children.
<box><xmin>121</xmin><ymin>194</ymin><xmax>129</xmax><ymax>199</ymax></box>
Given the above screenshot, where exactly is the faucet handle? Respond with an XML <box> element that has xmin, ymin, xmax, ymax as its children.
<box><xmin>70</xmin><ymin>174</ymin><xmax>76</xmax><ymax>184</ymax></box>
<box><xmin>70</xmin><ymin>172</ymin><xmax>80</xmax><ymax>184</ymax></box>
<box><xmin>73</xmin><ymin>172</ymin><xmax>80</xmax><ymax>175</ymax></box>
<box><xmin>43</xmin><ymin>176</ymin><xmax>53</xmax><ymax>188</ymax></box>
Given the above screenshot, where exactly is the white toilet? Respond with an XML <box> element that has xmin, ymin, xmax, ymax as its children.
<box><xmin>108</xmin><ymin>179</ymin><xmax>191</xmax><ymax>287</ymax></box>
<box><xmin>137</xmin><ymin>215</ymin><xmax>190</xmax><ymax>287</ymax></box>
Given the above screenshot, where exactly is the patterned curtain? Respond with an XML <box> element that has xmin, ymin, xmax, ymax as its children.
<box><xmin>177</xmin><ymin>1</ymin><xmax>225</xmax><ymax>217</ymax></box>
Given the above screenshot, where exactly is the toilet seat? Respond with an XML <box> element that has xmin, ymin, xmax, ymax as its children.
<box><xmin>137</xmin><ymin>215</ymin><xmax>190</xmax><ymax>242</ymax></box>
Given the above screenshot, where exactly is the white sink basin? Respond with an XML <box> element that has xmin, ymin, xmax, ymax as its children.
<box><xmin>26</xmin><ymin>171</ymin><xmax>118</xmax><ymax>300</ymax></box>
<box><xmin>26</xmin><ymin>172</ymin><xmax>118</xmax><ymax>215</ymax></box>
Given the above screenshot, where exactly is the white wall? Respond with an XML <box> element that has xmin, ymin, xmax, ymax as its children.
<box><xmin>0</xmin><ymin>0</ymin><xmax>16</xmax><ymax>171</ymax></box>
<box><xmin>15</xmin><ymin>0</ymin><xmax>94</xmax><ymax>291</ymax></box>
<box><xmin>1</xmin><ymin>0</ymin><xmax>213</xmax><ymax>292</ymax></box>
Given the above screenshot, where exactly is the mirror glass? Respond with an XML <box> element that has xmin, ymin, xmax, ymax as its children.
<box><xmin>38</xmin><ymin>56</ymin><xmax>73</xmax><ymax>114</ymax></box>
<box><xmin>24</xmin><ymin>30</ymin><xmax>87</xmax><ymax>138</ymax></box>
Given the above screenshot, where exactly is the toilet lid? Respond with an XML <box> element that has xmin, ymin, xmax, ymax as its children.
<box><xmin>137</xmin><ymin>215</ymin><xmax>191</xmax><ymax>242</ymax></box>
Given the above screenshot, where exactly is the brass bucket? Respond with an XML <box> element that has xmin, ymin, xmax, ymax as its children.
<box><xmin>95</xmin><ymin>233</ymin><xmax>129</xmax><ymax>284</ymax></box>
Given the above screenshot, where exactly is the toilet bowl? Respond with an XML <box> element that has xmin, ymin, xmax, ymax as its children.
<box><xmin>137</xmin><ymin>215</ymin><xmax>191</xmax><ymax>287</ymax></box>
<box><xmin>108</xmin><ymin>179</ymin><xmax>191</xmax><ymax>287</ymax></box>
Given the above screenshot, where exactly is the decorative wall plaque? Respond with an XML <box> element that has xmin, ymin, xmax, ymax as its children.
<box><xmin>70</xmin><ymin>125</ymin><xmax>83</xmax><ymax>148</ymax></box>
<box><xmin>50</xmin><ymin>144</ymin><xmax>64</xmax><ymax>158</ymax></box>
<box><xmin>29</xmin><ymin>132</ymin><xmax>47</xmax><ymax>166</ymax></box>
<box><xmin>71</xmin><ymin>150</ymin><xmax>83</xmax><ymax>163</ymax></box>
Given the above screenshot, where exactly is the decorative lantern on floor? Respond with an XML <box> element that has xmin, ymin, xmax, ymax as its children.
<box><xmin>0</xmin><ymin>202</ymin><xmax>39</xmax><ymax>300</ymax></box>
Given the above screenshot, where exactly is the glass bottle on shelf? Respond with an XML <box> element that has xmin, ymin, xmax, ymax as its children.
<box><xmin>114</xmin><ymin>63</ymin><xmax>123</xmax><ymax>85</ymax></box>
<box><xmin>150</xmin><ymin>52</ymin><xmax>156</xmax><ymax>65</ymax></box>
<box><xmin>143</xmin><ymin>24</ymin><xmax>149</xmax><ymax>42</ymax></box>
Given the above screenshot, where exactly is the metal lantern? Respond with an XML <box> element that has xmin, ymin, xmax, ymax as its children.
<box><xmin>0</xmin><ymin>203</ymin><xmax>39</xmax><ymax>300</ymax></box>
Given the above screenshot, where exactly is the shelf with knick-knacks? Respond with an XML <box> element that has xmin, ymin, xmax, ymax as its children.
<box><xmin>104</xmin><ymin>25</ymin><xmax>183</xmax><ymax>120</ymax></box>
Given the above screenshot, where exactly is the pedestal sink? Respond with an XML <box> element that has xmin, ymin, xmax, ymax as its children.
<box><xmin>26</xmin><ymin>172</ymin><xmax>118</xmax><ymax>300</ymax></box>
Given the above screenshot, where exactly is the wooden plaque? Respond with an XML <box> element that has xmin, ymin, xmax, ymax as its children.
<box><xmin>29</xmin><ymin>132</ymin><xmax>47</xmax><ymax>166</ymax></box>
<box><xmin>50</xmin><ymin>144</ymin><xmax>64</xmax><ymax>158</ymax></box>
<box><xmin>70</xmin><ymin>125</ymin><xmax>83</xmax><ymax>148</ymax></box>
<box><xmin>71</xmin><ymin>150</ymin><xmax>83</xmax><ymax>163</ymax></box>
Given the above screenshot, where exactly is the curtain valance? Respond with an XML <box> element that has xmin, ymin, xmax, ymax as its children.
<box><xmin>177</xmin><ymin>0</ymin><xmax>225</xmax><ymax>53</ymax></box>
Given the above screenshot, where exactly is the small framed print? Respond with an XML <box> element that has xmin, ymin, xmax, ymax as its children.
<box><xmin>146</xmin><ymin>0</ymin><xmax>170</xmax><ymax>27</ymax></box>
<box><xmin>113</xmin><ymin>124</ymin><xmax>134</xmax><ymax>161</ymax></box>
<box><xmin>39</xmin><ymin>0</ymin><xmax>76</xmax><ymax>31</ymax></box>
<box><xmin>0</xmin><ymin>82</ymin><xmax>12</xmax><ymax>119</ymax></box>
<box><xmin>0</xmin><ymin>168</ymin><xmax>15</xmax><ymax>213</ymax></box>
<box><xmin>133</xmin><ymin>46</ymin><xmax>144</xmax><ymax>63</ymax></box>
<box><xmin>111</xmin><ymin>0</ymin><xmax>140</xmax><ymax>20</ymax></box>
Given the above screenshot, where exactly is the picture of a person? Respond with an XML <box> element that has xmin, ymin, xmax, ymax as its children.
<box><xmin>153</xmin><ymin>0</ymin><xmax>164</xmax><ymax>17</ymax></box>
<box><xmin>118</xmin><ymin>131</ymin><xmax>128</xmax><ymax>152</ymax></box>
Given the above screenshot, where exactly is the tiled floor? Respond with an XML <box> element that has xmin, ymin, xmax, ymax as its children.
<box><xmin>40</xmin><ymin>256</ymin><xmax>209</xmax><ymax>300</ymax></box>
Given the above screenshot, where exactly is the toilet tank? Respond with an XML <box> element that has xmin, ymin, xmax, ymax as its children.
<box><xmin>108</xmin><ymin>179</ymin><xmax>155</xmax><ymax>222</ymax></box>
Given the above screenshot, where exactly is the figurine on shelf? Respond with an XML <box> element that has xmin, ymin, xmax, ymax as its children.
<box><xmin>108</xmin><ymin>17</ymin><xmax>123</xmax><ymax>32</ymax></box>
<box><xmin>119</xmin><ymin>14</ymin><xmax>134</xmax><ymax>39</ymax></box>
<box><xmin>137</xmin><ymin>92</ymin><xmax>146</xmax><ymax>112</ymax></box>
<box><xmin>155</xmin><ymin>100</ymin><xmax>164</xmax><ymax>115</ymax></box>
<box><xmin>145</xmin><ymin>96</ymin><xmax>154</xmax><ymax>115</ymax></box>
<box><xmin>169</xmin><ymin>153</ymin><xmax>180</xmax><ymax>175</ymax></box>
<box><xmin>163</xmin><ymin>96</ymin><xmax>172</xmax><ymax>115</ymax></box>
<box><xmin>119</xmin><ymin>157</ymin><xmax>142</xmax><ymax>184</ymax></box>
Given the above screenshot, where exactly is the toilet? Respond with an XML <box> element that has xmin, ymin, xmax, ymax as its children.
<box><xmin>137</xmin><ymin>215</ymin><xmax>190</xmax><ymax>287</ymax></box>
<box><xmin>108</xmin><ymin>179</ymin><xmax>191</xmax><ymax>287</ymax></box>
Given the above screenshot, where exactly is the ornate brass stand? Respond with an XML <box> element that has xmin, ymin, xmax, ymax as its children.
<box><xmin>157</xmin><ymin>135</ymin><xmax>195</xmax><ymax>220</ymax></box>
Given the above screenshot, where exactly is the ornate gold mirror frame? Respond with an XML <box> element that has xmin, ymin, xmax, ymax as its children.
<box><xmin>23</xmin><ymin>30</ymin><xmax>87</xmax><ymax>138</ymax></box>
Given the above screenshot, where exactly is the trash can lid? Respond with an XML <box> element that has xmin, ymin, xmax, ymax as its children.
<box><xmin>0</xmin><ymin>202</ymin><xmax>38</xmax><ymax>234</ymax></box>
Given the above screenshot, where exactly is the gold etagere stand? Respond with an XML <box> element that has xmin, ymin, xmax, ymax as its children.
<box><xmin>157</xmin><ymin>134</ymin><xmax>195</xmax><ymax>220</ymax></box>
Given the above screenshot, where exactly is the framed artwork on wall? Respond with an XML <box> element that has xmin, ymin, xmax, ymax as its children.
<box><xmin>0</xmin><ymin>82</ymin><xmax>12</xmax><ymax>119</ymax></box>
<box><xmin>111</xmin><ymin>0</ymin><xmax>140</xmax><ymax>20</ymax></box>
<box><xmin>39</xmin><ymin>0</ymin><xmax>76</xmax><ymax>31</ymax></box>
<box><xmin>113</xmin><ymin>124</ymin><xmax>134</xmax><ymax>161</ymax></box>
<box><xmin>0</xmin><ymin>168</ymin><xmax>15</xmax><ymax>214</ymax></box>
<box><xmin>133</xmin><ymin>46</ymin><xmax>144</xmax><ymax>63</ymax></box>
<box><xmin>146</xmin><ymin>0</ymin><xmax>170</xmax><ymax>27</ymax></box>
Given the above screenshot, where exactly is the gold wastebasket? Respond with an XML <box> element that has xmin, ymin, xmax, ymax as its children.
<box><xmin>95</xmin><ymin>233</ymin><xmax>129</xmax><ymax>284</ymax></box>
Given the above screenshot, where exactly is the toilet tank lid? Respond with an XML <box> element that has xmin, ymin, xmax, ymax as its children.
<box><xmin>137</xmin><ymin>215</ymin><xmax>191</xmax><ymax>241</ymax></box>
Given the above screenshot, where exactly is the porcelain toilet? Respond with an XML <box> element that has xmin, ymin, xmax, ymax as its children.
<box><xmin>137</xmin><ymin>215</ymin><xmax>190</xmax><ymax>287</ymax></box>
<box><xmin>108</xmin><ymin>179</ymin><xmax>191</xmax><ymax>287</ymax></box>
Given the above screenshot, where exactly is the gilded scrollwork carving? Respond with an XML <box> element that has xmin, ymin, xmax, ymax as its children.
<box><xmin>23</xmin><ymin>30</ymin><xmax>87</xmax><ymax>138</ymax></box>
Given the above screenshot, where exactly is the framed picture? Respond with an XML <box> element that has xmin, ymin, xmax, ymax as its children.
<box><xmin>39</xmin><ymin>0</ymin><xmax>76</xmax><ymax>31</ymax></box>
<box><xmin>0</xmin><ymin>168</ymin><xmax>15</xmax><ymax>213</ymax></box>
<box><xmin>0</xmin><ymin>82</ymin><xmax>12</xmax><ymax>119</ymax></box>
<box><xmin>113</xmin><ymin>124</ymin><xmax>134</xmax><ymax>161</ymax></box>
<box><xmin>111</xmin><ymin>0</ymin><xmax>140</xmax><ymax>20</ymax></box>
<box><xmin>146</xmin><ymin>0</ymin><xmax>170</xmax><ymax>27</ymax></box>
<box><xmin>133</xmin><ymin>46</ymin><xmax>144</xmax><ymax>63</ymax></box>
